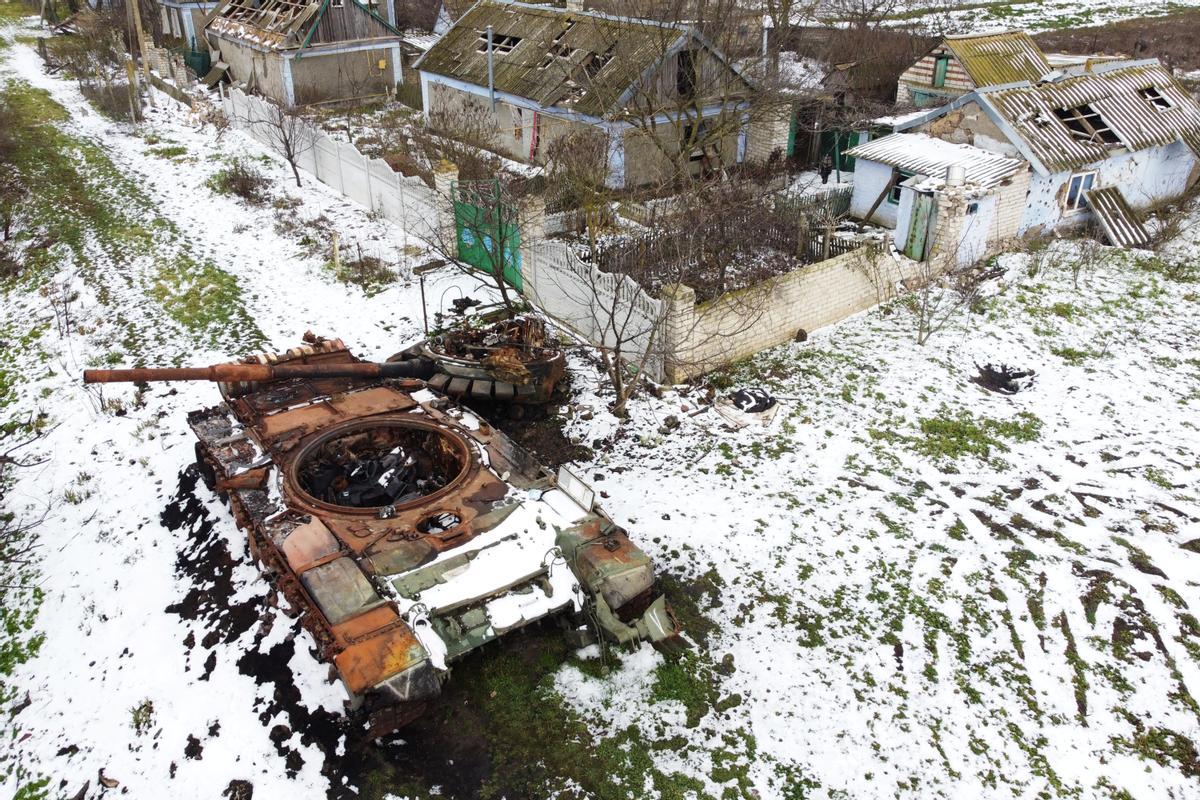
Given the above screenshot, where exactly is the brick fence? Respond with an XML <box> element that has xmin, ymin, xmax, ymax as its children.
<box><xmin>659</xmin><ymin>245</ymin><xmax>920</xmax><ymax>382</ymax></box>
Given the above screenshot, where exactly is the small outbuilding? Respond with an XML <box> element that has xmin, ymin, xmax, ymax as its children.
<box><xmin>896</xmin><ymin>29</ymin><xmax>1050</xmax><ymax>108</ymax></box>
<box><xmin>205</xmin><ymin>0</ymin><xmax>406</xmax><ymax>106</ymax></box>
<box><xmin>845</xmin><ymin>132</ymin><xmax>1026</xmax><ymax>264</ymax></box>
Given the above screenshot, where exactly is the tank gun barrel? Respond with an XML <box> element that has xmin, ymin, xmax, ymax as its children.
<box><xmin>83</xmin><ymin>359</ymin><xmax>435</xmax><ymax>385</ymax></box>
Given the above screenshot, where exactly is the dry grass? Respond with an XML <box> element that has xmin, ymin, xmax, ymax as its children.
<box><xmin>1034</xmin><ymin>11</ymin><xmax>1200</xmax><ymax>75</ymax></box>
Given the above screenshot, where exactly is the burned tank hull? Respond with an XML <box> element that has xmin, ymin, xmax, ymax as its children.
<box><xmin>396</xmin><ymin>316</ymin><xmax>566</xmax><ymax>405</ymax></box>
<box><xmin>178</xmin><ymin>335</ymin><xmax>678</xmax><ymax>735</ymax></box>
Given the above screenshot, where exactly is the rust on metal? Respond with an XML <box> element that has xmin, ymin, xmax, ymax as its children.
<box><xmin>93</xmin><ymin>331</ymin><xmax>682</xmax><ymax>734</ymax></box>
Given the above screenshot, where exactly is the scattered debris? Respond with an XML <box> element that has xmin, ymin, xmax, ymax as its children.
<box><xmin>971</xmin><ymin>363</ymin><xmax>1036</xmax><ymax>395</ymax></box>
<box><xmin>98</xmin><ymin>768</ymin><xmax>119</xmax><ymax>789</ymax></box>
<box><xmin>729</xmin><ymin>388</ymin><xmax>777</xmax><ymax>413</ymax></box>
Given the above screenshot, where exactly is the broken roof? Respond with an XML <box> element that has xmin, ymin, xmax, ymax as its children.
<box><xmin>415</xmin><ymin>0</ymin><xmax>750</xmax><ymax>118</ymax></box>
<box><xmin>207</xmin><ymin>0</ymin><xmax>399</xmax><ymax>51</ymax></box>
<box><xmin>896</xmin><ymin>59</ymin><xmax>1200</xmax><ymax>175</ymax></box>
<box><xmin>845</xmin><ymin>132</ymin><xmax>1023</xmax><ymax>189</ymax></box>
<box><xmin>940</xmin><ymin>30</ymin><xmax>1051</xmax><ymax>87</ymax></box>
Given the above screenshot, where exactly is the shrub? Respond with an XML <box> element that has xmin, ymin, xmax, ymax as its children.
<box><xmin>206</xmin><ymin>159</ymin><xmax>270</xmax><ymax>204</ymax></box>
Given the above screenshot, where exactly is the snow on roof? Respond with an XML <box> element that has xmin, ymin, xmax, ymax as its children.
<box><xmin>871</xmin><ymin>109</ymin><xmax>928</xmax><ymax>128</ymax></box>
<box><xmin>844</xmin><ymin>133</ymin><xmax>1023</xmax><ymax>188</ymax></box>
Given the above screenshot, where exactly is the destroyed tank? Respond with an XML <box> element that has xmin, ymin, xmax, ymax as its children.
<box><xmin>84</xmin><ymin>334</ymin><xmax>680</xmax><ymax>735</ymax></box>
<box><xmin>392</xmin><ymin>315</ymin><xmax>566</xmax><ymax>405</ymax></box>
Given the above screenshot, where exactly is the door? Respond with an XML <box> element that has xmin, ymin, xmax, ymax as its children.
<box><xmin>452</xmin><ymin>180</ymin><xmax>523</xmax><ymax>291</ymax></box>
<box><xmin>905</xmin><ymin>191</ymin><xmax>937</xmax><ymax>261</ymax></box>
<box><xmin>933</xmin><ymin>56</ymin><xmax>950</xmax><ymax>88</ymax></box>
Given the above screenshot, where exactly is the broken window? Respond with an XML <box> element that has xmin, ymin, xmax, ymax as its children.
<box><xmin>677</xmin><ymin>49</ymin><xmax>697</xmax><ymax>98</ymax></box>
<box><xmin>477</xmin><ymin>32</ymin><xmax>522</xmax><ymax>55</ymax></box>
<box><xmin>331</xmin><ymin>0</ymin><xmax>343</xmax><ymax>6</ymax></box>
<box><xmin>1064</xmin><ymin>171</ymin><xmax>1096</xmax><ymax>212</ymax></box>
<box><xmin>538</xmin><ymin>42</ymin><xmax>576</xmax><ymax>69</ymax></box>
<box><xmin>888</xmin><ymin>170</ymin><xmax>914</xmax><ymax>204</ymax></box>
<box><xmin>512</xmin><ymin>105</ymin><xmax>523</xmax><ymax>142</ymax></box>
<box><xmin>1141</xmin><ymin>86</ymin><xmax>1172</xmax><ymax>110</ymax></box>
<box><xmin>1053</xmin><ymin>104</ymin><xmax>1121</xmax><ymax>146</ymax></box>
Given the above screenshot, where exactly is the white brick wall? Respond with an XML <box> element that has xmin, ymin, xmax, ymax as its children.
<box><xmin>662</xmin><ymin>247</ymin><xmax>919</xmax><ymax>382</ymax></box>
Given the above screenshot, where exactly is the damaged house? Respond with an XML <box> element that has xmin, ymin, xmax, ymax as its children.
<box><xmin>852</xmin><ymin>57</ymin><xmax>1200</xmax><ymax>254</ymax></box>
<box><xmin>204</xmin><ymin>0</ymin><xmax>406</xmax><ymax>106</ymax></box>
<box><xmin>413</xmin><ymin>0</ymin><xmax>756</xmax><ymax>187</ymax></box>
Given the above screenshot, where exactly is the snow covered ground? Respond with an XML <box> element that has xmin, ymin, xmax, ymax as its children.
<box><xmin>887</xmin><ymin>0</ymin><xmax>1200</xmax><ymax>33</ymax></box>
<box><xmin>3</xmin><ymin>10</ymin><xmax>1200</xmax><ymax>800</ymax></box>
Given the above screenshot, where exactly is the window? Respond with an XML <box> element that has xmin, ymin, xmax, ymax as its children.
<box><xmin>512</xmin><ymin>105</ymin><xmax>523</xmax><ymax>142</ymax></box>
<box><xmin>967</xmin><ymin>201</ymin><xmax>979</xmax><ymax>215</ymax></box>
<box><xmin>1141</xmin><ymin>86</ymin><xmax>1172</xmax><ymax>110</ymax></box>
<box><xmin>677</xmin><ymin>49</ymin><xmax>697</xmax><ymax>98</ymax></box>
<box><xmin>330</xmin><ymin>0</ymin><xmax>343</xmax><ymax>6</ymax></box>
<box><xmin>932</xmin><ymin>55</ymin><xmax>950</xmax><ymax>89</ymax></box>
<box><xmin>1064</xmin><ymin>171</ymin><xmax>1096</xmax><ymax>212</ymax></box>
<box><xmin>1053</xmin><ymin>104</ymin><xmax>1121</xmax><ymax>146</ymax></box>
<box><xmin>477</xmin><ymin>32</ymin><xmax>522</xmax><ymax>55</ymax></box>
<box><xmin>887</xmin><ymin>170</ymin><xmax>914</xmax><ymax>204</ymax></box>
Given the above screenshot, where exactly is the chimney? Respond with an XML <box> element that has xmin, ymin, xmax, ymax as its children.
<box><xmin>945</xmin><ymin>165</ymin><xmax>966</xmax><ymax>187</ymax></box>
<box><xmin>565</xmin><ymin>0</ymin><xmax>584</xmax><ymax>11</ymax></box>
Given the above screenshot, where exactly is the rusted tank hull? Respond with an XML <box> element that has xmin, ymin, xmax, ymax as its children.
<box><xmin>171</xmin><ymin>334</ymin><xmax>680</xmax><ymax>734</ymax></box>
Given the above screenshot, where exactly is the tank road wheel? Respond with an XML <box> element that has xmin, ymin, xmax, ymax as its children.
<box><xmin>193</xmin><ymin>442</ymin><xmax>218</xmax><ymax>492</ymax></box>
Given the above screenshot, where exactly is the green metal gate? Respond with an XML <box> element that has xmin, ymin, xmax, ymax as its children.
<box><xmin>452</xmin><ymin>179</ymin><xmax>522</xmax><ymax>291</ymax></box>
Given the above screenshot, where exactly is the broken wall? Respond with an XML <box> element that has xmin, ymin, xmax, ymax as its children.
<box><xmin>661</xmin><ymin>246</ymin><xmax>920</xmax><ymax>382</ymax></box>
<box><xmin>1019</xmin><ymin>141</ymin><xmax>1197</xmax><ymax>235</ymax></box>
<box><xmin>208</xmin><ymin>34</ymin><xmax>289</xmax><ymax>104</ymax></box>
<box><xmin>912</xmin><ymin>101</ymin><xmax>1021</xmax><ymax>159</ymax></box>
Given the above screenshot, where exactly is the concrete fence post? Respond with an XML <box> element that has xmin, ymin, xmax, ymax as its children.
<box><xmin>432</xmin><ymin>160</ymin><xmax>459</xmax><ymax>248</ymax></box>
<box><xmin>658</xmin><ymin>283</ymin><xmax>697</xmax><ymax>384</ymax></box>
<box><xmin>518</xmin><ymin>197</ymin><xmax>546</xmax><ymax>300</ymax></box>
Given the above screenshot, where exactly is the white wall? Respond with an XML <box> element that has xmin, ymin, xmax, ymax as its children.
<box><xmin>850</xmin><ymin>158</ymin><xmax>900</xmax><ymax>228</ymax></box>
<box><xmin>1020</xmin><ymin>142</ymin><xmax>1197</xmax><ymax>234</ymax></box>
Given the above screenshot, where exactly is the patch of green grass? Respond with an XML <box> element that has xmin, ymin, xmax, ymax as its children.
<box><xmin>1051</xmin><ymin>345</ymin><xmax>1101</xmax><ymax>365</ymax></box>
<box><xmin>907</xmin><ymin>406</ymin><xmax>1042</xmax><ymax>461</ymax></box>
<box><xmin>147</xmin><ymin>144</ymin><xmax>189</xmax><ymax>160</ymax></box>
<box><xmin>649</xmin><ymin>650</ymin><xmax>718</xmax><ymax>727</ymax></box>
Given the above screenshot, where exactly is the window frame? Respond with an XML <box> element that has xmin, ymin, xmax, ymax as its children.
<box><xmin>1063</xmin><ymin>171</ymin><xmax>1097</xmax><ymax>213</ymax></box>
<box><xmin>887</xmin><ymin>170</ymin><xmax>914</xmax><ymax>205</ymax></box>
<box><xmin>1141</xmin><ymin>86</ymin><xmax>1172</xmax><ymax>110</ymax></box>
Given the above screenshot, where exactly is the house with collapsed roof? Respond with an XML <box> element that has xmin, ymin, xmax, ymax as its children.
<box><xmin>848</xmin><ymin>56</ymin><xmax>1200</xmax><ymax>256</ymax></box>
<box><xmin>413</xmin><ymin>0</ymin><xmax>756</xmax><ymax>187</ymax></box>
<box><xmin>203</xmin><ymin>0</ymin><xmax>406</xmax><ymax>106</ymax></box>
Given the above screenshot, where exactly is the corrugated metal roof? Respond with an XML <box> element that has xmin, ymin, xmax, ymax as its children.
<box><xmin>844</xmin><ymin>133</ymin><xmax>1023</xmax><ymax>189</ymax></box>
<box><xmin>976</xmin><ymin>60</ymin><xmax>1200</xmax><ymax>173</ymax></box>
<box><xmin>942</xmin><ymin>30</ymin><xmax>1051</xmax><ymax>87</ymax></box>
<box><xmin>1085</xmin><ymin>186</ymin><xmax>1150</xmax><ymax>247</ymax></box>
<box><xmin>416</xmin><ymin>0</ymin><xmax>745</xmax><ymax>118</ymax></box>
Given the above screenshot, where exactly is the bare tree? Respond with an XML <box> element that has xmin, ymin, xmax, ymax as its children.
<box><xmin>246</xmin><ymin>100</ymin><xmax>318</xmax><ymax>188</ymax></box>
<box><xmin>0</xmin><ymin>417</ymin><xmax>50</xmax><ymax>580</ymax></box>
<box><xmin>425</xmin><ymin>173</ymin><xmax>529</xmax><ymax>319</ymax></box>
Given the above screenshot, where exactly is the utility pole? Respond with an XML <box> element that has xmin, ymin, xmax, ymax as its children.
<box><xmin>130</xmin><ymin>0</ymin><xmax>155</xmax><ymax>108</ymax></box>
<box><xmin>123</xmin><ymin>0</ymin><xmax>143</xmax><ymax>122</ymax></box>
